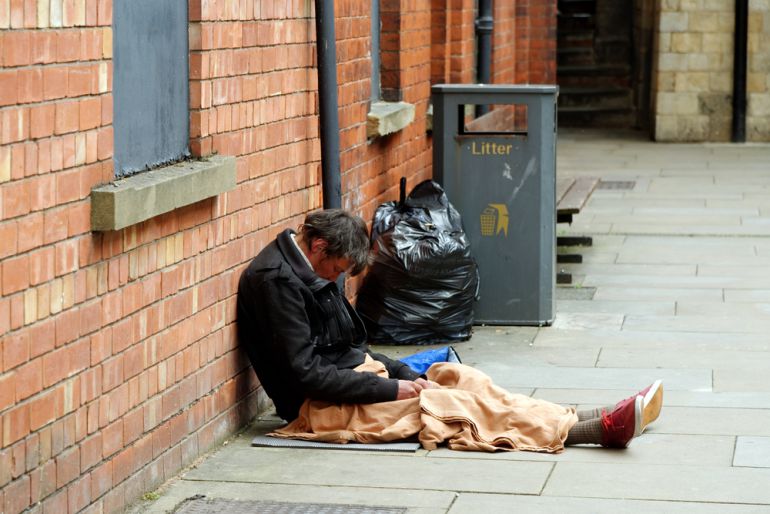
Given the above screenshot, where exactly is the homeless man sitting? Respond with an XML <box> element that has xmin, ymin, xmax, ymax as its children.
<box><xmin>236</xmin><ymin>209</ymin><xmax>663</xmax><ymax>452</ymax></box>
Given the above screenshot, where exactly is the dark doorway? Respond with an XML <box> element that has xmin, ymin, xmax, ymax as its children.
<box><xmin>556</xmin><ymin>0</ymin><xmax>649</xmax><ymax>130</ymax></box>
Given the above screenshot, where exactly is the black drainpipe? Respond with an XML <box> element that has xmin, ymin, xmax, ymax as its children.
<box><xmin>475</xmin><ymin>0</ymin><xmax>493</xmax><ymax>117</ymax></box>
<box><xmin>732</xmin><ymin>0</ymin><xmax>748</xmax><ymax>143</ymax></box>
<box><xmin>315</xmin><ymin>0</ymin><xmax>342</xmax><ymax>208</ymax></box>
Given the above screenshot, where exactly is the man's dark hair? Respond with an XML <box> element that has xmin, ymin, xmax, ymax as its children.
<box><xmin>301</xmin><ymin>209</ymin><xmax>370</xmax><ymax>275</ymax></box>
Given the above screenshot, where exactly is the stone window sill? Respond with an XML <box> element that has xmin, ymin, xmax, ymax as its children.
<box><xmin>367</xmin><ymin>101</ymin><xmax>415</xmax><ymax>138</ymax></box>
<box><xmin>90</xmin><ymin>155</ymin><xmax>236</xmax><ymax>232</ymax></box>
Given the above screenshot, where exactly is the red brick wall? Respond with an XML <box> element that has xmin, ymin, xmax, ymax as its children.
<box><xmin>430</xmin><ymin>0</ymin><xmax>556</xmax><ymax>88</ymax></box>
<box><xmin>357</xmin><ymin>0</ymin><xmax>433</xmax><ymax>212</ymax></box>
<box><xmin>0</xmin><ymin>1</ymin><xmax>556</xmax><ymax>513</ymax></box>
<box><xmin>492</xmin><ymin>2</ymin><xmax>517</xmax><ymax>84</ymax></box>
<box><xmin>448</xmin><ymin>0</ymin><xmax>477</xmax><ymax>84</ymax></box>
<box><xmin>514</xmin><ymin>0</ymin><xmax>558</xmax><ymax>84</ymax></box>
<box><xmin>0</xmin><ymin>2</ymin><xmax>265</xmax><ymax>513</ymax></box>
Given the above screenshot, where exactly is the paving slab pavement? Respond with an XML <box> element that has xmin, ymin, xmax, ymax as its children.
<box><xmin>131</xmin><ymin>128</ymin><xmax>770</xmax><ymax>513</ymax></box>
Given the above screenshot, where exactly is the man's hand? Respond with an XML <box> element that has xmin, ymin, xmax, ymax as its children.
<box><xmin>396</xmin><ymin>378</ymin><xmax>441</xmax><ymax>400</ymax></box>
<box><xmin>415</xmin><ymin>378</ymin><xmax>440</xmax><ymax>390</ymax></box>
<box><xmin>396</xmin><ymin>379</ymin><xmax>424</xmax><ymax>400</ymax></box>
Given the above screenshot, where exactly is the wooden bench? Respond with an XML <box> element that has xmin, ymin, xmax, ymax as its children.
<box><xmin>556</xmin><ymin>177</ymin><xmax>599</xmax><ymax>284</ymax></box>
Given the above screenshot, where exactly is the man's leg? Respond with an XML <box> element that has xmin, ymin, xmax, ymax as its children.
<box><xmin>565</xmin><ymin>418</ymin><xmax>604</xmax><ymax>445</ymax></box>
<box><xmin>424</xmin><ymin>363</ymin><xmax>578</xmax><ymax>452</ymax></box>
<box><xmin>577</xmin><ymin>408</ymin><xmax>608</xmax><ymax>421</ymax></box>
<box><xmin>579</xmin><ymin>380</ymin><xmax>662</xmax><ymax>419</ymax></box>
<box><xmin>567</xmin><ymin>380</ymin><xmax>664</xmax><ymax>448</ymax></box>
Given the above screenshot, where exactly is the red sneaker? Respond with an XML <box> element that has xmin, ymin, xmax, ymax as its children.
<box><xmin>602</xmin><ymin>380</ymin><xmax>664</xmax><ymax>447</ymax></box>
<box><xmin>610</xmin><ymin>380</ymin><xmax>663</xmax><ymax>437</ymax></box>
<box><xmin>601</xmin><ymin>395</ymin><xmax>642</xmax><ymax>448</ymax></box>
<box><xmin>637</xmin><ymin>380</ymin><xmax>663</xmax><ymax>436</ymax></box>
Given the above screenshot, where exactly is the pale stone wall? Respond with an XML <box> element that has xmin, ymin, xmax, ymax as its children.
<box><xmin>651</xmin><ymin>0</ymin><xmax>770</xmax><ymax>142</ymax></box>
<box><xmin>748</xmin><ymin>1</ymin><xmax>770</xmax><ymax>141</ymax></box>
<box><xmin>652</xmin><ymin>0</ymin><xmax>735</xmax><ymax>142</ymax></box>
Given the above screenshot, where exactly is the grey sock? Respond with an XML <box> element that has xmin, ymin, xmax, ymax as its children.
<box><xmin>577</xmin><ymin>404</ymin><xmax>615</xmax><ymax>421</ymax></box>
<box><xmin>565</xmin><ymin>418</ymin><xmax>603</xmax><ymax>445</ymax></box>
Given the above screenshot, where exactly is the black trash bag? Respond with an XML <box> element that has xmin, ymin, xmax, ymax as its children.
<box><xmin>356</xmin><ymin>179</ymin><xmax>479</xmax><ymax>345</ymax></box>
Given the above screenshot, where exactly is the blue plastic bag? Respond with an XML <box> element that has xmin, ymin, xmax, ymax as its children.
<box><xmin>399</xmin><ymin>346</ymin><xmax>462</xmax><ymax>375</ymax></box>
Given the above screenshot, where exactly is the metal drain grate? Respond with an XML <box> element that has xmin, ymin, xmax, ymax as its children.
<box><xmin>174</xmin><ymin>497</ymin><xmax>407</xmax><ymax>514</ymax></box>
<box><xmin>596</xmin><ymin>180</ymin><xmax>636</xmax><ymax>190</ymax></box>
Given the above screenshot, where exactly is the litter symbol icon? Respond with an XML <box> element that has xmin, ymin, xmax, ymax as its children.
<box><xmin>480</xmin><ymin>203</ymin><xmax>509</xmax><ymax>237</ymax></box>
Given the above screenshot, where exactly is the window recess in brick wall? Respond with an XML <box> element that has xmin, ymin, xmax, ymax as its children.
<box><xmin>367</xmin><ymin>0</ymin><xmax>415</xmax><ymax>138</ymax></box>
<box><xmin>90</xmin><ymin>0</ymin><xmax>235</xmax><ymax>231</ymax></box>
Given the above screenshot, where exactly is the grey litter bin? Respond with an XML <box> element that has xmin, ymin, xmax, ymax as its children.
<box><xmin>432</xmin><ymin>84</ymin><xmax>558</xmax><ymax>325</ymax></box>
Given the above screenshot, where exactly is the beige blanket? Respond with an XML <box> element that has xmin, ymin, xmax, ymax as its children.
<box><xmin>270</xmin><ymin>358</ymin><xmax>577</xmax><ymax>453</ymax></box>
